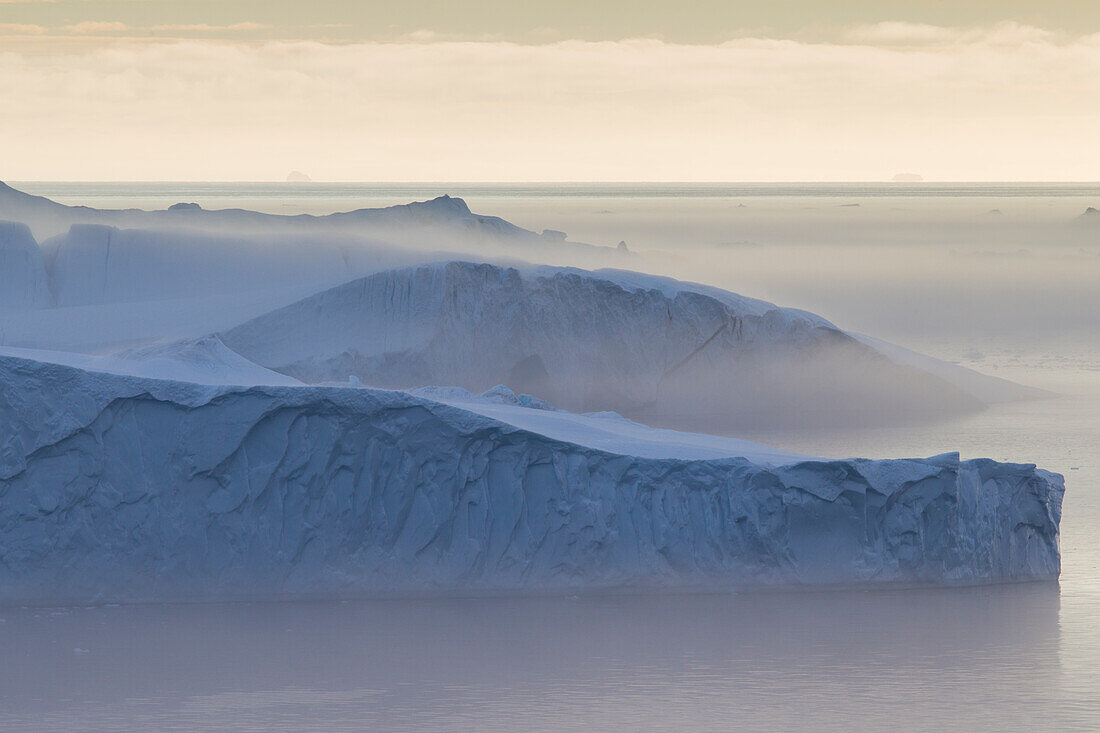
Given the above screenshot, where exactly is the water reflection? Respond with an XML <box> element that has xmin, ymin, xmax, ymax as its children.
<box><xmin>0</xmin><ymin>583</ymin><xmax>1068</xmax><ymax>731</ymax></box>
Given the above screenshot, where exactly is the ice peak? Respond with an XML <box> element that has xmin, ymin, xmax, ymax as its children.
<box><xmin>413</xmin><ymin>194</ymin><xmax>471</xmax><ymax>216</ymax></box>
<box><xmin>480</xmin><ymin>384</ymin><xmax>521</xmax><ymax>404</ymax></box>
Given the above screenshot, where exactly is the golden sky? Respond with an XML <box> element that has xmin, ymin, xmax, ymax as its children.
<box><xmin>2</xmin><ymin>1</ymin><xmax>1099</xmax><ymax>180</ymax></box>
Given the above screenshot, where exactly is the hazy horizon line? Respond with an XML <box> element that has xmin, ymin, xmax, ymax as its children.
<box><xmin>11</xmin><ymin>179</ymin><xmax>1100</xmax><ymax>186</ymax></box>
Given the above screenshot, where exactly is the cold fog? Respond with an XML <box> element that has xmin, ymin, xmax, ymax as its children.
<box><xmin>4</xmin><ymin>182</ymin><xmax>1087</xmax><ymax>433</ymax></box>
<box><xmin>470</xmin><ymin>188</ymin><xmax>1100</xmax><ymax>356</ymax></box>
<box><xmin>14</xmin><ymin>181</ymin><xmax>1095</xmax><ymax>362</ymax></box>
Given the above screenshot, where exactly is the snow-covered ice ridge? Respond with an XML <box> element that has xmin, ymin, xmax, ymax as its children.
<box><xmin>0</xmin><ymin>180</ymin><xmax>591</xmax><ymax>250</ymax></box>
<box><xmin>0</xmin><ymin>352</ymin><xmax>1063</xmax><ymax>603</ymax></box>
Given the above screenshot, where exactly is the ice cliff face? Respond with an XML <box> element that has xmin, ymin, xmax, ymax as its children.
<box><xmin>43</xmin><ymin>224</ymin><xmax>410</xmax><ymax>307</ymax></box>
<box><xmin>222</xmin><ymin>261</ymin><xmax>987</xmax><ymax>431</ymax></box>
<box><xmin>0</xmin><ymin>221</ymin><xmax>52</xmax><ymax>311</ymax></box>
<box><xmin>0</xmin><ymin>354</ymin><xmax>1063</xmax><ymax>603</ymax></box>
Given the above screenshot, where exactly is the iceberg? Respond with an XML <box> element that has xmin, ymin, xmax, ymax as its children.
<box><xmin>0</xmin><ymin>336</ymin><xmax>301</xmax><ymax>387</ymax></box>
<box><xmin>0</xmin><ymin>352</ymin><xmax>1063</xmax><ymax>603</ymax></box>
<box><xmin>221</xmin><ymin>260</ymin><xmax>1036</xmax><ymax>431</ymax></box>
<box><xmin>41</xmin><ymin>223</ymin><xmax>402</xmax><ymax>308</ymax></box>
<box><xmin>0</xmin><ymin>183</ymin><xmax>1067</xmax><ymax>603</ymax></box>
<box><xmin>0</xmin><ymin>181</ymin><xmax>602</xmax><ymax>256</ymax></box>
<box><xmin>0</xmin><ymin>221</ymin><xmax>52</xmax><ymax>311</ymax></box>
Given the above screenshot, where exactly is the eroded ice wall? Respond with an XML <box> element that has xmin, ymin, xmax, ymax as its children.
<box><xmin>0</xmin><ymin>221</ymin><xmax>52</xmax><ymax>311</ymax></box>
<box><xmin>0</xmin><ymin>354</ymin><xmax>1064</xmax><ymax>603</ymax></box>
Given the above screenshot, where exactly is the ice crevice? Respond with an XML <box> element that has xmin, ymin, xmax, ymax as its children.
<box><xmin>660</xmin><ymin>320</ymin><xmax>732</xmax><ymax>381</ymax></box>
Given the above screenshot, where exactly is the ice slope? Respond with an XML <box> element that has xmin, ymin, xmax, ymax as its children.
<box><xmin>0</xmin><ymin>336</ymin><xmax>300</xmax><ymax>387</ymax></box>
<box><xmin>220</xmin><ymin>261</ymin><xmax>995</xmax><ymax>431</ymax></box>
<box><xmin>852</xmin><ymin>333</ymin><xmax>1052</xmax><ymax>403</ymax></box>
<box><xmin>0</xmin><ymin>221</ymin><xmax>52</xmax><ymax>311</ymax></box>
<box><xmin>0</xmin><ymin>353</ymin><xmax>1064</xmax><ymax>603</ymax></box>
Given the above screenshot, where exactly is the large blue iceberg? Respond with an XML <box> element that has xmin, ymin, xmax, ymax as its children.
<box><xmin>0</xmin><ymin>353</ymin><xmax>1064</xmax><ymax>603</ymax></box>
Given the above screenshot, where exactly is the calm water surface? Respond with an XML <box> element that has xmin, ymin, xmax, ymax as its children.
<box><xmin>1</xmin><ymin>184</ymin><xmax>1096</xmax><ymax>731</ymax></box>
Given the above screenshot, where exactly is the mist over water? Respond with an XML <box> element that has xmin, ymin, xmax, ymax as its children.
<box><xmin>0</xmin><ymin>584</ymin><xmax>1081</xmax><ymax>731</ymax></box>
<box><xmin>3</xmin><ymin>183</ymin><xmax>1098</xmax><ymax>730</ymax></box>
<box><xmin>21</xmin><ymin>181</ymin><xmax>1097</xmax><ymax>360</ymax></box>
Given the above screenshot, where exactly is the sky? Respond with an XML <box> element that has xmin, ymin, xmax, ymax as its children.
<box><xmin>2</xmin><ymin>0</ymin><xmax>1100</xmax><ymax>181</ymax></box>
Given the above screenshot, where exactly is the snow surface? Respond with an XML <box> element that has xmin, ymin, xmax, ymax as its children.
<box><xmin>0</xmin><ymin>352</ymin><xmax>1065</xmax><ymax>602</ymax></box>
<box><xmin>408</xmin><ymin>385</ymin><xmax>808</xmax><ymax>464</ymax></box>
<box><xmin>0</xmin><ymin>336</ymin><xmax>300</xmax><ymax>387</ymax></box>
